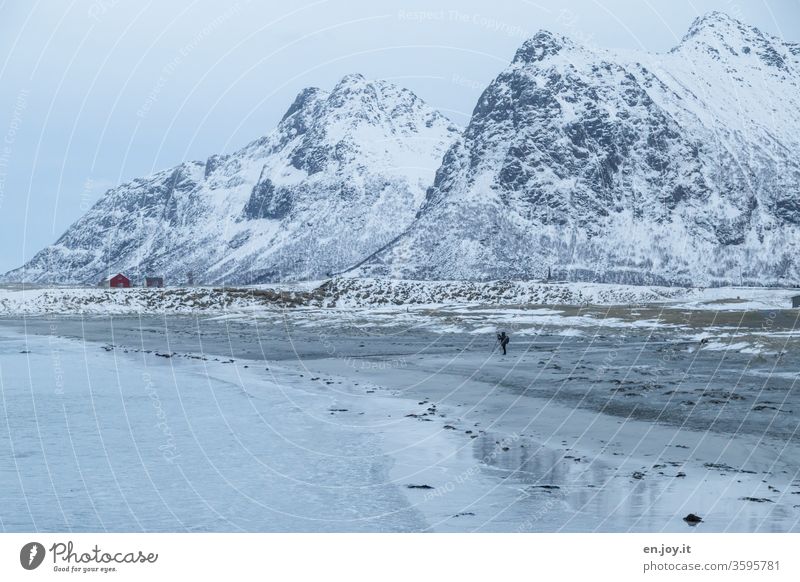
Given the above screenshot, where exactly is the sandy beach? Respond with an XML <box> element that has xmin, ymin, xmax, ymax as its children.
<box><xmin>1</xmin><ymin>299</ymin><xmax>798</xmax><ymax>532</ymax></box>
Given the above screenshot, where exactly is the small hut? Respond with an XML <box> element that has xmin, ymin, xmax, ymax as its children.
<box><xmin>145</xmin><ymin>277</ymin><xmax>164</xmax><ymax>288</ymax></box>
<box><xmin>109</xmin><ymin>273</ymin><xmax>131</xmax><ymax>288</ymax></box>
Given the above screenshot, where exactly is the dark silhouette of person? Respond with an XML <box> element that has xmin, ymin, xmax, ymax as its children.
<box><xmin>497</xmin><ymin>331</ymin><xmax>510</xmax><ymax>355</ymax></box>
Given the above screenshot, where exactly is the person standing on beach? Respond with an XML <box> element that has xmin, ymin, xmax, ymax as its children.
<box><xmin>497</xmin><ymin>331</ymin><xmax>510</xmax><ymax>355</ymax></box>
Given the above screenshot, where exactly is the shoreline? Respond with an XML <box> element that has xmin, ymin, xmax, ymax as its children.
<box><xmin>2</xmin><ymin>314</ymin><xmax>798</xmax><ymax>531</ymax></box>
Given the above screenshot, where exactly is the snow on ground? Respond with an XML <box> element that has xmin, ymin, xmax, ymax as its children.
<box><xmin>671</xmin><ymin>287</ymin><xmax>800</xmax><ymax>311</ymax></box>
<box><xmin>2</xmin><ymin>279</ymin><xmax>799</xmax><ymax>316</ymax></box>
<box><xmin>323</xmin><ymin>278</ymin><xmax>701</xmax><ymax>307</ymax></box>
<box><xmin>0</xmin><ymin>285</ymin><xmax>314</xmax><ymax>315</ymax></box>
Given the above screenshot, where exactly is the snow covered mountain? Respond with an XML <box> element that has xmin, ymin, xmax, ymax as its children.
<box><xmin>7</xmin><ymin>12</ymin><xmax>800</xmax><ymax>288</ymax></box>
<box><xmin>4</xmin><ymin>74</ymin><xmax>458</xmax><ymax>284</ymax></box>
<box><xmin>357</xmin><ymin>12</ymin><xmax>800</xmax><ymax>286</ymax></box>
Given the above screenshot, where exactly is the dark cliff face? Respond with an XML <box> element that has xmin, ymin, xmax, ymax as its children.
<box><xmin>242</xmin><ymin>176</ymin><xmax>292</xmax><ymax>220</ymax></box>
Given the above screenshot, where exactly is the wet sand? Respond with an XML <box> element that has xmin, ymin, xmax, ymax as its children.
<box><xmin>2</xmin><ymin>307</ymin><xmax>800</xmax><ymax>531</ymax></box>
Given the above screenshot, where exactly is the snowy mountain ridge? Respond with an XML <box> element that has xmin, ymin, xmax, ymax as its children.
<box><xmin>4</xmin><ymin>74</ymin><xmax>458</xmax><ymax>285</ymax></box>
<box><xmin>5</xmin><ymin>12</ymin><xmax>800</xmax><ymax>287</ymax></box>
<box><xmin>355</xmin><ymin>12</ymin><xmax>800</xmax><ymax>285</ymax></box>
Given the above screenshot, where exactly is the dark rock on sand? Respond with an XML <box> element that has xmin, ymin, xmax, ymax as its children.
<box><xmin>683</xmin><ymin>513</ymin><xmax>703</xmax><ymax>525</ymax></box>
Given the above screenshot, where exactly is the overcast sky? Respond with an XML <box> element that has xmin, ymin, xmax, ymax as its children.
<box><xmin>0</xmin><ymin>0</ymin><xmax>798</xmax><ymax>273</ymax></box>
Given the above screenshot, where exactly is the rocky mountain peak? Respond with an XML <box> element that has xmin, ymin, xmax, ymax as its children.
<box><xmin>2</xmin><ymin>71</ymin><xmax>458</xmax><ymax>285</ymax></box>
<box><xmin>333</xmin><ymin>72</ymin><xmax>367</xmax><ymax>90</ymax></box>
<box><xmin>684</xmin><ymin>11</ymin><xmax>743</xmax><ymax>36</ymax></box>
<box><xmin>281</xmin><ymin>86</ymin><xmax>327</xmax><ymax>122</ymax></box>
<box><xmin>327</xmin><ymin>72</ymin><xmax>379</xmax><ymax>108</ymax></box>
<box><xmin>276</xmin><ymin>86</ymin><xmax>328</xmax><ymax>140</ymax></box>
<box><xmin>512</xmin><ymin>30</ymin><xmax>572</xmax><ymax>64</ymax></box>
<box><xmin>676</xmin><ymin>11</ymin><xmax>788</xmax><ymax>69</ymax></box>
<box><xmin>354</xmin><ymin>11</ymin><xmax>800</xmax><ymax>286</ymax></box>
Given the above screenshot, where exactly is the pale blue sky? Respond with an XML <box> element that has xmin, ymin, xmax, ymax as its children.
<box><xmin>0</xmin><ymin>0</ymin><xmax>798</xmax><ymax>273</ymax></box>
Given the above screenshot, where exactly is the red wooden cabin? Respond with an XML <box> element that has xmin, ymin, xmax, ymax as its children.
<box><xmin>109</xmin><ymin>273</ymin><xmax>131</xmax><ymax>288</ymax></box>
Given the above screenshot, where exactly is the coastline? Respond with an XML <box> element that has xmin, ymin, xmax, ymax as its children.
<box><xmin>1</xmin><ymin>311</ymin><xmax>798</xmax><ymax>532</ymax></box>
